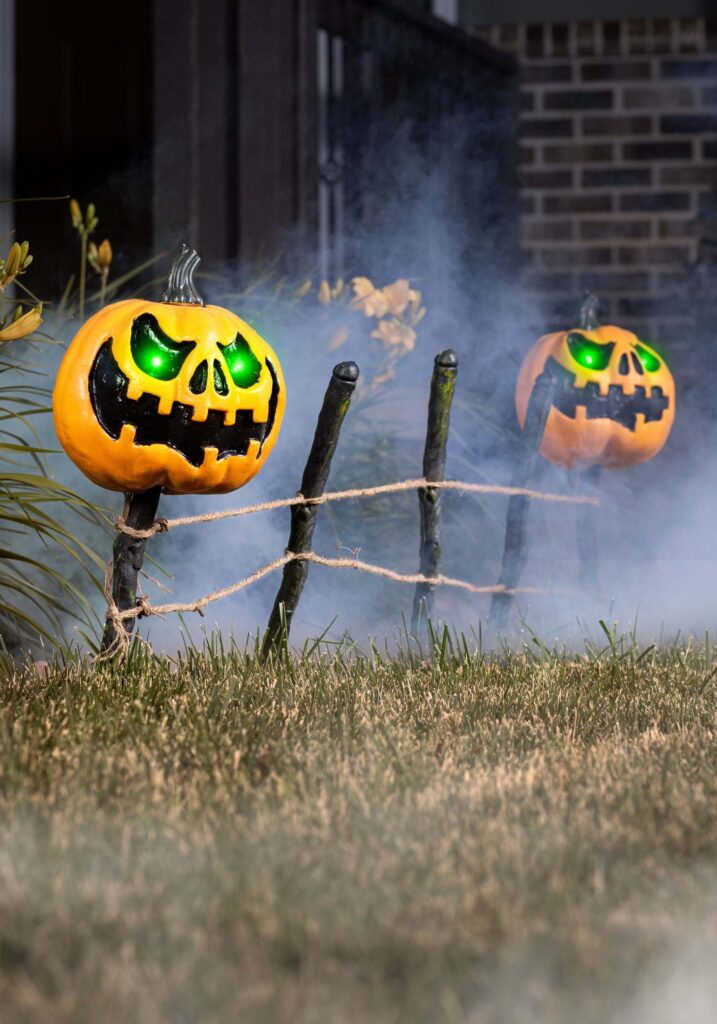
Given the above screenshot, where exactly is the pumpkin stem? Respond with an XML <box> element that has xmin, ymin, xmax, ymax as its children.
<box><xmin>161</xmin><ymin>244</ymin><xmax>204</xmax><ymax>305</ymax></box>
<box><xmin>579</xmin><ymin>292</ymin><xmax>600</xmax><ymax>330</ymax></box>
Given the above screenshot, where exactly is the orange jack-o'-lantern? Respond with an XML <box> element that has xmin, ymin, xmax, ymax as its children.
<box><xmin>515</xmin><ymin>301</ymin><xmax>675</xmax><ymax>469</ymax></box>
<box><xmin>53</xmin><ymin>246</ymin><xmax>285</xmax><ymax>494</ymax></box>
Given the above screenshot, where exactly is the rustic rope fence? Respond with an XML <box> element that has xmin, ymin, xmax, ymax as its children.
<box><xmin>103</xmin><ymin>476</ymin><xmax>597</xmax><ymax>654</ymax></box>
<box><xmin>115</xmin><ymin>478</ymin><xmax>598</xmax><ymax>540</ymax></box>
<box><xmin>101</xmin><ymin>353</ymin><xmax>599</xmax><ymax>656</ymax></box>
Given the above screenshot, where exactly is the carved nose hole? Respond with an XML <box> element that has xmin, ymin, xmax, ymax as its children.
<box><xmin>213</xmin><ymin>361</ymin><xmax>229</xmax><ymax>396</ymax></box>
<box><xmin>189</xmin><ymin>360</ymin><xmax>208</xmax><ymax>394</ymax></box>
<box><xmin>631</xmin><ymin>352</ymin><xmax>644</xmax><ymax>374</ymax></box>
<box><xmin>618</xmin><ymin>353</ymin><xmax>629</xmax><ymax>375</ymax></box>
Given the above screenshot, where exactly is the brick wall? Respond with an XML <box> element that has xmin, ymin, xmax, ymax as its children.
<box><xmin>470</xmin><ymin>17</ymin><xmax>717</xmax><ymax>339</ymax></box>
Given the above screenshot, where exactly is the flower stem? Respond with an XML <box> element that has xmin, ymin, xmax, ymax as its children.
<box><xmin>79</xmin><ymin>231</ymin><xmax>87</xmax><ymax>319</ymax></box>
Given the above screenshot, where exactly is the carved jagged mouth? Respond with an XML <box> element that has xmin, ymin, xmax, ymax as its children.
<box><xmin>546</xmin><ymin>357</ymin><xmax>670</xmax><ymax>432</ymax></box>
<box><xmin>89</xmin><ymin>339</ymin><xmax>280</xmax><ymax>468</ymax></box>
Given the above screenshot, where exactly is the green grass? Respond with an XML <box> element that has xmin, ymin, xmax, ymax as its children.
<box><xmin>1</xmin><ymin>637</ymin><xmax>717</xmax><ymax>1022</ymax></box>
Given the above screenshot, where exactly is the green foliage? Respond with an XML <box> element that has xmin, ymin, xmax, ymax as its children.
<box><xmin>0</xmin><ymin>639</ymin><xmax>716</xmax><ymax>1020</ymax></box>
<box><xmin>0</xmin><ymin>235</ymin><xmax>105</xmax><ymax>649</ymax></box>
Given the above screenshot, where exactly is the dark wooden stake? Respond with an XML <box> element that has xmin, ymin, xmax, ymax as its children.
<box><xmin>411</xmin><ymin>349</ymin><xmax>459</xmax><ymax>634</ymax></box>
<box><xmin>262</xmin><ymin>361</ymin><xmax>359</xmax><ymax>657</ymax></box>
<box><xmin>487</xmin><ymin>368</ymin><xmax>557</xmax><ymax>634</ymax></box>
<box><xmin>572</xmin><ymin>465</ymin><xmax>602</xmax><ymax>587</ymax></box>
<box><xmin>101</xmin><ymin>486</ymin><xmax>162</xmax><ymax>652</ymax></box>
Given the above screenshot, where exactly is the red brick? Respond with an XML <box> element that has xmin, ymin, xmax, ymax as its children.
<box><xmin>620</xmin><ymin>192</ymin><xmax>692</xmax><ymax>212</ymax></box>
<box><xmin>521</xmin><ymin>195</ymin><xmax>537</xmax><ymax>215</ymax></box>
<box><xmin>523</xmin><ymin>63</ymin><xmax>573</xmax><ymax>84</ymax></box>
<box><xmin>551</xmin><ymin>24</ymin><xmax>569</xmax><ymax>59</ymax></box>
<box><xmin>544</xmin><ymin>194</ymin><xmax>613</xmax><ymax>214</ymax></box>
<box><xmin>698</xmin><ymin>191</ymin><xmax>717</xmax><ymax>214</ymax></box>
<box><xmin>618</xmin><ymin>245</ymin><xmax>690</xmax><ymax>264</ymax></box>
<box><xmin>704</xmin><ymin>140</ymin><xmax>717</xmax><ymax>159</ymax></box>
<box><xmin>580</xmin><ymin>220</ymin><xmax>652</xmax><ymax>241</ymax></box>
<box><xmin>543</xmin><ymin>143</ymin><xmax>614</xmax><ymax>163</ymax></box>
<box><xmin>580</xmin><ymin>272</ymin><xmax>650</xmax><ymax>291</ymax></box>
<box><xmin>622</xmin><ymin>141</ymin><xmax>693</xmax><ymax>160</ymax></box>
<box><xmin>653</xmin><ymin>19</ymin><xmax>672</xmax><ymax>53</ymax></box>
<box><xmin>582</xmin><ymin>167</ymin><xmax>651</xmax><ymax>188</ymax></box>
<box><xmin>582</xmin><ymin>116</ymin><xmax>652</xmax><ymax>136</ymax></box>
<box><xmin>582</xmin><ymin>61</ymin><xmax>652</xmax><ymax>81</ymax></box>
<box><xmin>526</xmin><ymin>23</ymin><xmax>545</xmax><ymax>58</ymax></box>
<box><xmin>520</xmin><ymin>169</ymin><xmax>573</xmax><ymax>189</ymax></box>
<box><xmin>662</xmin><ymin>59</ymin><xmax>717</xmax><ymax>79</ymax></box>
<box><xmin>659</xmin><ymin>166</ymin><xmax>717</xmax><ymax>187</ymax></box>
<box><xmin>618</xmin><ymin>297</ymin><xmax>693</xmax><ymax>317</ymax></box>
<box><xmin>657</xmin><ymin>219</ymin><xmax>699</xmax><ymax>239</ymax></box>
<box><xmin>703</xmin><ymin>86</ymin><xmax>717</xmax><ymax>107</ymax></box>
<box><xmin>521</xmin><ymin>118</ymin><xmax>574</xmax><ymax>138</ymax></box>
<box><xmin>523</xmin><ymin>221</ymin><xmax>574</xmax><ymax>242</ymax></box>
<box><xmin>577</xmin><ymin>21</ymin><xmax>597</xmax><ymax>56</ymax></box>
<box><xmin>623</xmin><ymin>86</ymin><xmax>696</xmax><ymax>109</ymax></box>
<box><xmin>545</xmin><ymin>89</ymin><xmax>614</xmax><ymax>111</ymax></box>
<box><xmin>625</xmin><ymin>20</ymin><xmax>650</xmax><ymax>56</ymax></box>
<box><xmin>541</xmin><ymin>248</ymin><xmax>613</xmax><ymax>268</ymax></box>
<box><xmin>519</xmin><ymin>146</ymin><xmax>535</xmax><ymax>166</ymax></box>
<box><xmin>602</xmin><ymin>21</ymin><xmax>622</xmax><ymax>56</ymax></box>
<box><xmin>660</xmin><ymin>114</ymin><xmax>717</xmax><ymax>133</ymax></box>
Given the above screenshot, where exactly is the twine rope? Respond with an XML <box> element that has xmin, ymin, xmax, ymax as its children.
<box><xmin>107</xmin><ymin>551</ymin><xmax>544</xmax><ymax>625</ymax></box>
<box><xmin>115</xmin><ymin>477</ymin><xmax>599</xmax><ymax>539</ymax></box>
<box><xmin>102</xmin><ymin>550</ymin><xmax>548</xmax><ymax>654</ymax></box>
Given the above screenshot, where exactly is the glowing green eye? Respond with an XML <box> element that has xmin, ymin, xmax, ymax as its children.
<box><xmin>634</xmin><ymin>343</ymin><xmax>661</xmax><ymax>373</ymax></box>
<box><xmin>567</xmin><ymin>332</ymin><xmax>614</xmax><ymax>372</ymax></box>
<box><xmin>130</xmin><ymin>314</ymin><xmax>195</xmax><ymax>380</ymax></box>
<box><xmin>219</xmin><ymin>333</ymin><xmax>262</xmax><ymax>388</ymax></box>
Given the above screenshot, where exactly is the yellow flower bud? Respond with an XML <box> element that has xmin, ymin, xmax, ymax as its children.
<box><xmin>294</xmin><ymin>279</ymin><xmax>312</xmax><ymax>301</ymax></box>
<box><xmin>97</xmin><ymin>239</ymin><xmax>112</xmax><ymax>268</ymax></box>
<box><xmin>0</xmin><ymin>305</ymin><xmax>43</xmax><ymax>342</ymax></box>
<box><xmin>70</xmin><ymin>199</ymin><xmax>82</xmax><ymax>229</ymax></box>
<box><xmin>4</xmin><ymin>242</ymin><xmax>20</xmax><ymax>279</ymax></box>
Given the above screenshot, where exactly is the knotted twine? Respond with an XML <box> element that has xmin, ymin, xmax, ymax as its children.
<box><xmin>114</xmin><ymin>477</ymin><xmax>599</xmax><ymax>539</ymax></box>
<box><xmin>103</xmin><ymin>477</ymin><xmax>598</xmax><ymax>655</ymax></box>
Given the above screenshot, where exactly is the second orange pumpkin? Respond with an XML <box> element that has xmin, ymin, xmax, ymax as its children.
<box><xmin>515</xmin><ymin>324</ymin><xmax>675</xmax><ymax>469</ymax></box>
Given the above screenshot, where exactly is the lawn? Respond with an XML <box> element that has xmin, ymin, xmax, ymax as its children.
<box><xmin>1</xmin><ymin>636</ymin><xmax>716</xmax><ymax>1023</ymax></box>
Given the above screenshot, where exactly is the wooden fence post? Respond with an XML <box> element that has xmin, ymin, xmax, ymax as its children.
<box><xmin>572</xmin><ymin>465</ymin><xmax>602</xmax><ymax>586</ymax></box>
<box><xmin>262</xmin><ymin>360</ymin><xmax>359</xmax><ymax>657</ymax></box>
<box><xmin>411</xmin><ymin>349</ymin><xmax>458</xmax><ymax>634</ymax></box>
<box><xmin>487</xmin><ymin>367</ymin><xmax>556</xmax><ymax>634</ymax></box>
<box><xmin>101</xmin><ymin>486</ymin><xmax>162</xmax><ymax>652</ymax></box>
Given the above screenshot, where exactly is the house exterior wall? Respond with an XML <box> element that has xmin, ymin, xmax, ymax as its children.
<box><xmin>154</xmin><ymin>0</ymin><xmax>518</xmax><ymax>277</ymax></box>
<box><xmin>470</xmin><ymin>16</ymin><xmax>717</xmax><ymax>339</ymax></box>
<box><xmin>0</xmin><ymin>0</ymin><xmax>14</xmax><ymax>244</ymax></box>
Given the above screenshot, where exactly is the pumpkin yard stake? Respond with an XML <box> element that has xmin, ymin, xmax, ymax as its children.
<box><xmin>411</xmin><ymin>349</ymin><xmax>459</xmax><ymax>634</ymax></box>
<box><xmin>489</xmin><ymin>293</ymin><xmax>676</xmax><ymax>632</ymax></box>
<box><xmin>488</xmin><ymin>366</ymin><xmax>558</xmax><ymax>633</ymax></box>
<box><xmin>262</xmin><ymin>360</ymin><xmax>360</xmax><ymax>658</ymax></box>
<box><xmin>52</xmin><ymin>244</ymin><xmax>286</xmax><ymax>652</ymax></box>
<box><xmin>571</xmin><ymin>463</ymin><xmax>602</xmax><ymax>586</ymax></box>
<box><xmin>101</xmin><ymin>485</ymin><xmax>162</xmax><ymax>651</ymax></box>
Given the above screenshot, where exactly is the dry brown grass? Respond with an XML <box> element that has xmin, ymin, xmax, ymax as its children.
<box><xmin>1</xmin><ymin>638</ymin><xmax>717</xmax><ymax>1022</ymax></box>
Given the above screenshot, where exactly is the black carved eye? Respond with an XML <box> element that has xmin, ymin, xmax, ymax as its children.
<box><xmin>218</xmin><ymin>332</ymin><xmax>263</xmax><ymax>388</ymax></box>
<box><xmin>130</xmin><ymin>314</ymin><xmax>195</xmax><ymax>380</ymax></box>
